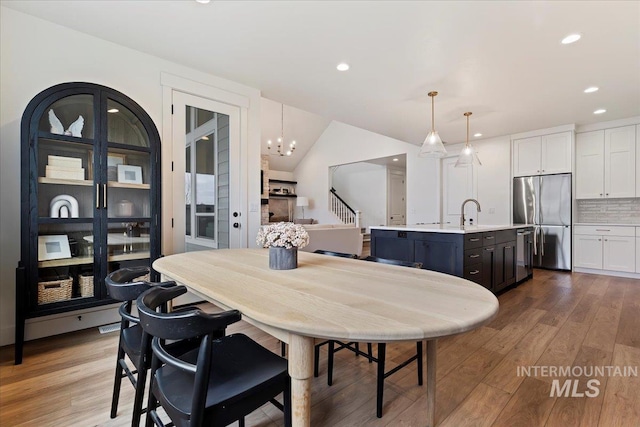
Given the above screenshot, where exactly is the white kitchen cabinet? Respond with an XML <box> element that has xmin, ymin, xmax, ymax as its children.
<box><xmin>574</xmin><ymin>226</ymin><xmax>636</xmax><ymax>273</ymax></box>
<box><xmin>603</xmin><ymin>236</ymin><xmax>636</xmax><ymax>272</ymax></box>
<box><xmin>576</xmin><ymin>131</ymin><xmax>605</xmax><ymax>199</ymax></box>
<box><xmin>574</xmin><ymin>234</ymin><xmax>603</xmax><ymax>269</ymax></box>
<box><xmin>605</xmin><ymin>126</ymin><xmax>636</xmax><ymax>198</ymax></box>
<box><xmin>513</xmin><ymin>131</ymin><xmax>572</xmax><ymax>177</ymax></box>
<box><xmin>576</xmin><ymin>125</ymin><xmax>636</xmax><ymax>199</ymax></box>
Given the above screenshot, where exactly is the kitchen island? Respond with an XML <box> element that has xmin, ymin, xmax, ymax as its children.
<box><xmin>370</xmin><ymin>224</ymin><xmax>533</xmax><ymax>293</ymax></box>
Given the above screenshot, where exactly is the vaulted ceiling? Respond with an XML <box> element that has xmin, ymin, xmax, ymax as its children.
<box><xmin>4</xmin><ymin>1</ymin><xmax>639</xmax><ymax>172</ymax></box>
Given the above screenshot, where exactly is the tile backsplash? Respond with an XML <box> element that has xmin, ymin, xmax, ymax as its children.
<box><xmin>577</xmin><ymin>198</ymin><xmax>640</xmax><ymax>224</ymax></box>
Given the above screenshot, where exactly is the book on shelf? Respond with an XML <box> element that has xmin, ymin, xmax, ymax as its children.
<box><xmin>45</xmin><ymin>165</ymin><xmax>85</xmax><ymax>180</ymax></box>
<box><xmin>48</xmin><ymin>155</ymin><xmax>82</xmax><ymax>169</ymax></box>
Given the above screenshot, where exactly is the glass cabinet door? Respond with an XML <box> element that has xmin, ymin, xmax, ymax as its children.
<box><xmin>104</xmin><ymin>98</ymin><xmax>153</xmax><ymax>280</ymax></box>
<box><xmin>35</xmin><ymin>93</ymin><xmax>98</xmax><ymax>306</ymax></box>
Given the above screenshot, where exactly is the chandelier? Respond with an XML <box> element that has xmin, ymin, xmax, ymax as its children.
<box><xmin>268</xmin><ymin>104</ymin><xmax>296</xmax><ymax>156</ymax></box>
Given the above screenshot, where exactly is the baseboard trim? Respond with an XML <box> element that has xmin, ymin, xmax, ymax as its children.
<box><xmin>574</xmin><ymin>267</ymin><xmax>640</xmax><ymax>280</ymax></box>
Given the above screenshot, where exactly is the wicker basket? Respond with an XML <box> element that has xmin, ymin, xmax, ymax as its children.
<box><xmin>38</xmin><ymin>278</ymin><xmax>73</xmax><ymax>305</ymax></box>
<box><xmin>79</xmin><ymin>274</ymin><xmax>94</xmax><ymax>297</ymax></box>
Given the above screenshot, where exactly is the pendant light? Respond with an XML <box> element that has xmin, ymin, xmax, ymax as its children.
<box><xmin>455</xmin><ymin>112</ymin><xmax>482</xmax><ymax>167</ymax></box>
<box><xmin>418</xmin><ymin>91</ymin><xmax>447</xmax><ymax>158</ymax></box>
<box><xmin>267</xmin><ymin>104</ymin><xmax>296</xmax><ymax>156</ymax></box>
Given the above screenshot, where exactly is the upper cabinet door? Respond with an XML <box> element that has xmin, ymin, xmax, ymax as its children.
<box><xmin>604</xmin><ymin>125</ymin><xmax>636</xmax><ymax>198</ymax></box>
<box><xmin>513</xmin><ymin>136</ymin><xmax>541</xmax><ymax>177</ymax></box>
<box><xmin>575</xmin><ymin>131</ymin><xmax>605</xmax><ymax>199</ymax></box>
<box><xmin>541</xmin><ymin>132</ymin><xmax>572</xmax><ymax>175</ymax></box>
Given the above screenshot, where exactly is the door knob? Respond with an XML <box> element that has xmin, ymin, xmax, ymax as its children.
<box><xmin>233</xmin><ymin>222</ymin><xmax>240</xmax><ymax>228</ymax></box>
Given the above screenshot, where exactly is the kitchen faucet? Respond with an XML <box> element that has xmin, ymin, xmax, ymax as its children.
<box><xmin>460</xmin><ymin>198</ymin><xmax>481</xmax><ymax>228</ymax></box>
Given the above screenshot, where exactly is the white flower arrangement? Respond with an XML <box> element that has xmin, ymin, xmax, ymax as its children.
<box><xmin>257</xmin><ymin>222</ymin><xmax>309</xmax><ymax>249</ymax></box>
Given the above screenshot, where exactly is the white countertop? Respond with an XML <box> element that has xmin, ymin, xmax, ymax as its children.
<box><xmin>574</xmin><ymin>223</ymin><xmax>640</xmax><ymax>227</ymax></box>
<box><xmin>370</xmin><ymin>224</ymin><xmax>530</xmax><ymax>234</ymax></box>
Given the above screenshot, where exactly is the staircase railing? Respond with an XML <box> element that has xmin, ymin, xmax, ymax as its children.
<box><xmin>329</xmin><ymin>188</ymin><xmax>361</xmax><ymax>228</ymax></box>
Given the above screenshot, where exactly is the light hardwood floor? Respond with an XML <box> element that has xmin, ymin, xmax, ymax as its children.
<box><xmin>1</xmin><ymin>270</ymin><xmax>639</xmax><ymax>426</ymax></box>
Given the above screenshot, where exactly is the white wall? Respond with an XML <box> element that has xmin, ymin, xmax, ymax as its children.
<box><xmin>332</xmin><ymin>162</ymin><xmax>388</xmax><ymax>228</ymax></box>
<box><xmin>0</xmin><ymin>7</ymin><xmax>262</xmax><ymax>346</ymax></box>
<box><xmin>268</xmin><ymin>170</ymin><xmax>295</xmax><ymax>181</ymax></box>
<box><xmin>295</xmin><ymin>121</ymin><xmax>512</xmax><ymax>228</ymax></box>
<box><xmin>294</xmin><ymin>121</ymin><xmax>440</xmax><ymax>225</ymax></box>
<box><xmin>475</xmin><ymin>136</ymin><xmax>512</xmax><ymax>225</ymax></box>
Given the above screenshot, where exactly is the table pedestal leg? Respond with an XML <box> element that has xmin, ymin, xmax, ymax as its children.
<box><xmin>426</xmin><ymin>339</ymin><xmax>437</xmax><ymax>427</ymax></box>
<box><xmin>288</xmin><ymin>334</ymin><xmax>314</xmax><ymax>427</ymax></box>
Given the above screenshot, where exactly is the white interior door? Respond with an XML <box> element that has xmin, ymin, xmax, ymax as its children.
<box><xmin>441</xmin><ymin>156</ymin><xmax>477</xmax><ymax>225</ymax></box>
<box><xmin>171</xmin><ymin>91</ymin><xmax>243</xmax><ymax>253</ymax></box>
<box><xmin>388</xmin><ymin>169</ymin><xmax>406</xmax><ymax>225</ymax></box>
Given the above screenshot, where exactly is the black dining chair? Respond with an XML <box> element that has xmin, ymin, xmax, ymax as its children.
<box><xmin>313</xmin><ymin>249</ymin><xmax>360</xmax><ymax>259</ymax></box>
<box><xmin>105</xmin><ymin>266</ymin><xmax>162</xmax><ymax>426</ymax></box>
<box><xmin>326</xmin><ymin>256</ymin><xmax>424</xmax><ymax>418</ymax></box>
<box><xmin>137</xmin><ymin>285</ymin><xmax>291</xmax><ymax>427</ymax></box>
<box><xmin>311</xmin><ymin>249</ymin><xmax>364</xmax><ymax>385</ymax></box>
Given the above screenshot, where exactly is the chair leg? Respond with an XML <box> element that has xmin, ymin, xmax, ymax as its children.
<box><xmin>355</xmin><ymin>342</ymin><xmax>360</xmax><ymax>356</ymax></box>
<box><xmin>327</xmin><ymin>340</ymin><xmax>335</xmax><ymax>386</ymax></box>
<box><xmin>145</xmin><ymin>357</ymin><xmax>161</xmax><ymax>427</ymax></box>
<box><xmin>367</xmin><ymin>343</ymin><xmax>373</xmax><ymax>363</ymax></box>
<box><xmin>376</xmin><ymin>343</ymin><xmax>386</xmax><ymax>418</ymax></box>
<box><xmin>416</xmin><ymin>341</ymin><xmax>424</xmax><ymax>386</ymax></box>
<box><xmin>132</xmin><ymin>361</ymin><xmax>148</xmax><ymax>427</ymax></box>
<box><xmin>110</xmin><ymin>341</ymin><xmax>126</xmax><ymax>418</ymax></box>
<box><xmin>314</xmin><ymin>342</ymin><xmax>321</xmax><ymax>377</ymax></box>
<box><xmin>284</xmin><ymin>378</ymin><xmax>292</xmax><ymax>427</ymax></box>
<box><xmin>238</xmin><ymin>417</ymin><xmax>245</xmax><ymax>427</ymax></box>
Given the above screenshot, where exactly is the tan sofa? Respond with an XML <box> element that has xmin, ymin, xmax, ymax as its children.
<box><xmin>300</xmin><ymin>224</ymin><xmax>363</xmax><ymax>257</ymax></box>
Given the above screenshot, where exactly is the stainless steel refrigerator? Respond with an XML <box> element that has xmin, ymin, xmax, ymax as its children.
<box><xmin>513</xmin><ymin>173</ymin><xmax>571</xmax><ymax>270</ymax></box>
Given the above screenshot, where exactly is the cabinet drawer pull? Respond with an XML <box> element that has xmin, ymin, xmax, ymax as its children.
<box><xmin>103</xmin><ymin>184</ymin><xmax>107</xmax><ymax>208</ymax></box>
<box><xmin>504</xmin><ymin>246</ymin><xmax>512</xmax><ymax>249</ymax></box>
<box><xmin>485</xmin><ymin>236</ymin><xmax>494</xmax><ymax>240</ymax></box>
<box><xmin>469</xmin><ymin>238</ymin><xmax>480</xmax><ymax>242</ymax></box>
<box><xmin>469</xmin><ymin>254</ymin><xmax>480</xmax><ymax>258</ymax></box>
<box><xmin>595</xmin><ymin>229</ymin><xmax>610</xmax><ymax>232</ymax></box>
<box><xmin>485</xmin><ymin>248</ymin><xmax>494</xmax><ymax>252</ymax></box>
<box><xmin>96</xmin><ymin>184</ymin><xmax>100</xmax><ymax>208</ymax></box>
<box><xmin>469</xmin><ymin>270</ymin><xmax>480</xmax><ymax>275</ymax></box>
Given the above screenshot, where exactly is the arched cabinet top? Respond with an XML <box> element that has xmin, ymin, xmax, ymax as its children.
<box><xmin>22</xmin><ymin>82</ymin><xmax>160</xmax><ymax>149</ymax></box>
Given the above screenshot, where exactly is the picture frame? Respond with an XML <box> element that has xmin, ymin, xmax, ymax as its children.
<box><xmin>87</xmin><ymin>151</ymin><xmax>126</xmax><ymax>181</ymax></box>
<box><xmin>117</xmin><ymin>164</ymin><xmax>143</xmax><ymax>184</ymax></box>
<box><xmin>38</xmin><ymin>235</ymin><xmax>72</xmax><ymax>261</ymax></box>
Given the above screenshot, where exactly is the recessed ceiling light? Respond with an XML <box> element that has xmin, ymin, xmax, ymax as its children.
<box><xmin>561</xmin><ymin>34</ymin><xmax>581</xmax><ymax>44</ymax></box>
<box><xmin>474</xmin><ymin>133</ymin><xmax>482</xmax><ymax>137</ymax></box>
<box><xmin>392</xmin><ymin>158</ymin><xmax>399</xmax><ymax>162</ymax></box>
<box><xmin>201</xmin><ymin>136</ymin><xmax>209</xmax><ymax>140</ymax></box>
<box><xmin>593</xmin><ymin>109</ymin><xmax>607</xmax><ymax>114</ymax></box>
<box><xmin>584</xmin><ymin>86</ymin><xmax>599</xmax><ymax>93</ymax></box>
<box><xmin>195</xmin><ymin>0</ymin><xmax>210</xmax><ymax>3</ymax></box>
<box><xmin>336</xmin><ymin>63</ymin><xmax>350</xmax><ymax>71</ymax></box>
<box><xmin>107</xmin><ymin>108</ymin><xmax>119</xmax><ymax>113</ymax></box>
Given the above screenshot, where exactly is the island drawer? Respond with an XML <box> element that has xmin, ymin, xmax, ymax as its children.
<box><xmin>495</xmin><ymin>229</ymin><xmax>517</xmax><ymax>244</ymax></box>
<box><xmin>464</xmin><ymin>233</ymin><xmax>483</xmax><ymax>249</ymax></box>
<box><xmin>482</xmin><ymin>232</ymin><xmax>497</xmax><ymax>246</ymax></box>
<box><xmin>464</xmin><ymin>264</ymin><xmax>483</xmax><ymax>285</ymax></box>
<box><xmin>464</xmin><ymin>248</ymin><xmax>483</xmax><ymax>267</ymax></box>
